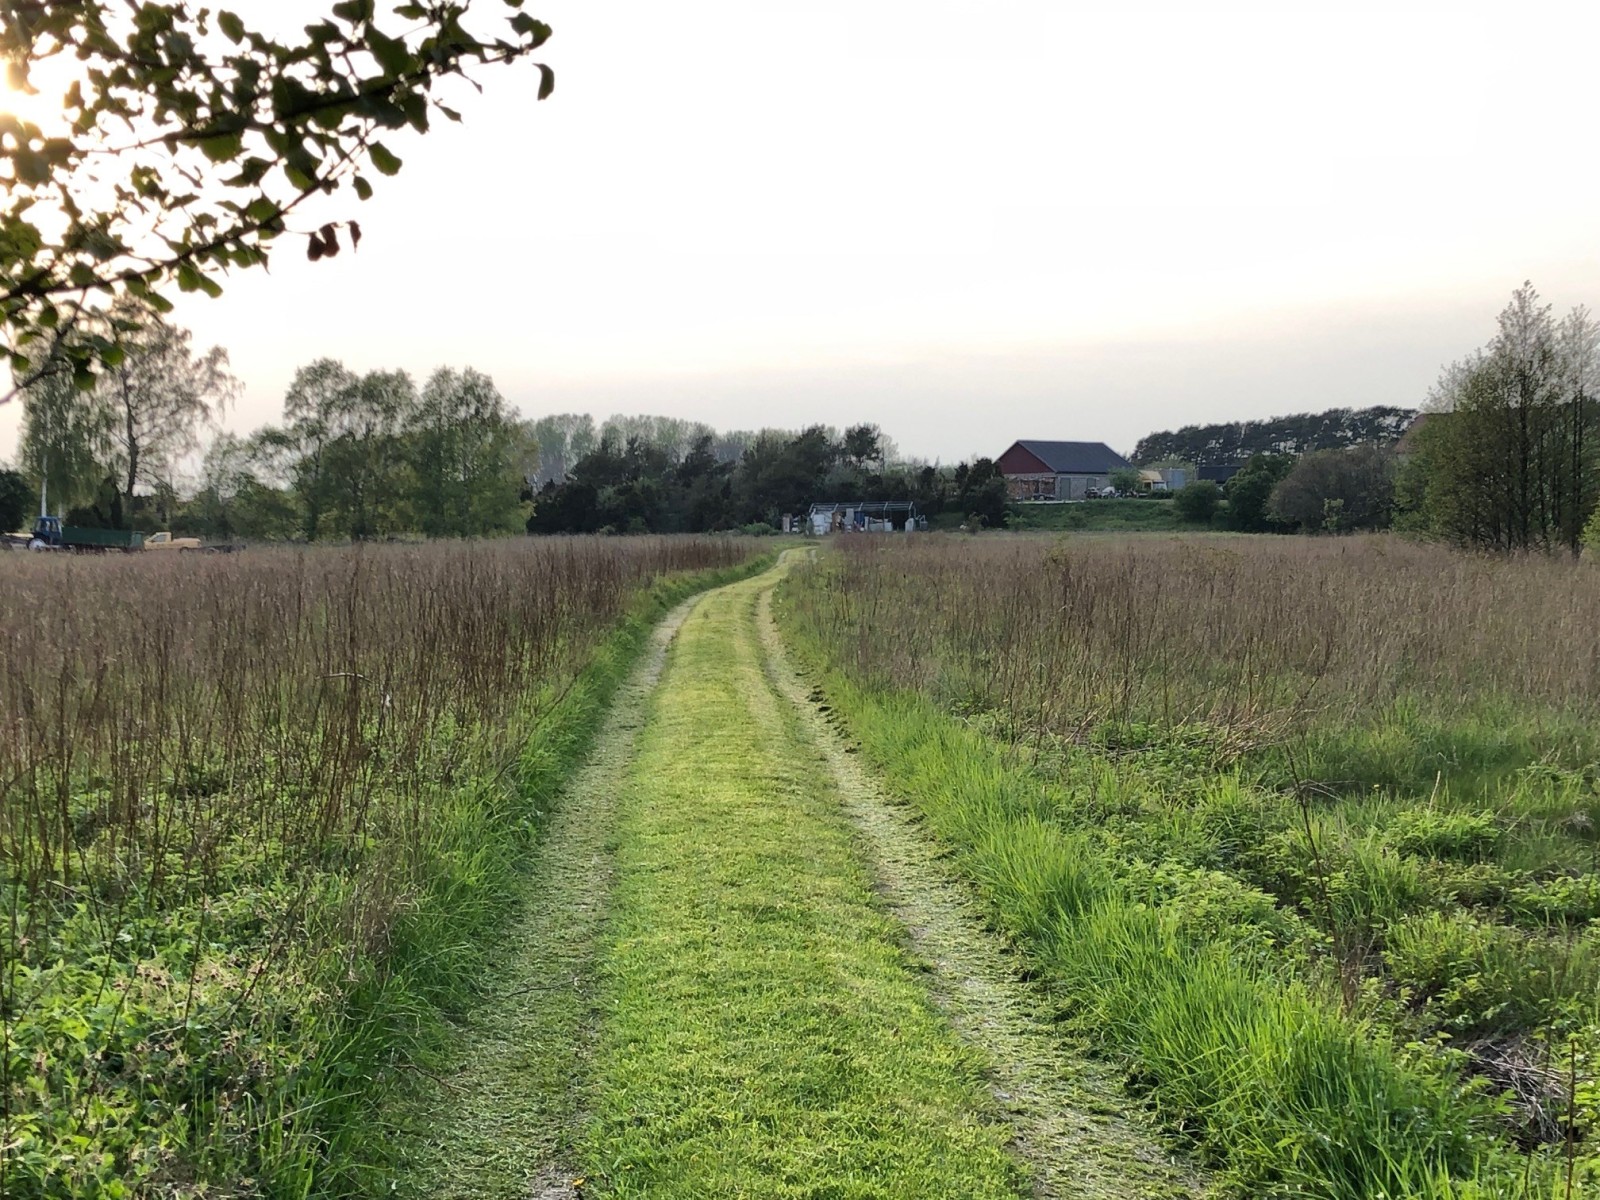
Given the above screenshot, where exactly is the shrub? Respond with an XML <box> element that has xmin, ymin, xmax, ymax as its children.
<box><xmin>1267</xmin><ymin>444</ymin><xmax>1396</xmax><ymax>532</ymax></box>
<box><xmin>1173</xmin><ymin>480</ymin><xmax>1222</xmax><ymax>523</ymax></box>
<box><xmin>1384</xmin><ymin>910</ymin><xmax>1597</xmax><ymax>1036</ymax></box>
<box><xmin>1224</xmin><ymin>453</ymin><xmax>1294</xmax><ymax>531</ymax></box>
<box><xmin>1383</xmin><ymin>810</ymin><xmax>1502</xmax><ymax>862</ymax></box>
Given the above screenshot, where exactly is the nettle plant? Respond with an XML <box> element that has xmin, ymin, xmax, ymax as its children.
<box><xmin>0</xmin><ymin>1</ymin><xmax>553</xmax><ymax>392</ymax></box>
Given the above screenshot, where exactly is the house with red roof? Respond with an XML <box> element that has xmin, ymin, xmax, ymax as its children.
<box><xmin>996</xmin><ymin>440</ymin><xmax>1135</xmax><ymax>501</ymax></box>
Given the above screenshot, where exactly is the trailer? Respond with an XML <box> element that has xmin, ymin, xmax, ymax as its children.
<box><xmin>29</xmin><ymin>517</ymin><xmax>145</xmax><ymax>552</ymax></box>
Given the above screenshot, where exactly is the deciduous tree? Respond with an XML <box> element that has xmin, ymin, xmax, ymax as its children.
<box><xmin>19</xmin><ymin>351</ymin><xmax>113</xmax><ymax>513</ymax></box>
<box><xmin>406</xmin><ymin>366</ymin><xmax>525</xmax><ymax>536</ymax></box>
<box><xmin>1406</xmin><ymin>284</ymin><xmax>1598</xmax><ymax>553</ymax></box>
<box><xmin>1268</xmin><ymin>444</ymin><xmax>1395</xmax><ymax>532</ymax></box>
<box><xmin>1224</xmin><ymin>453</ymin><xmax>1294</xmax><ymax>531</ymax></box>
<box><xmin>2</xmin><ymin>1</ymin><xmax>554</xmax><ymax>390</ymax></box>
<box><xmin>94</xmin><ymin>300</ymin><xmax>235</xmax><ymax>507</ymax></box>
<box><xmin>0</xmin><ymin>467</ymin><xmax>30</xmax><ymax>532</ymax></box>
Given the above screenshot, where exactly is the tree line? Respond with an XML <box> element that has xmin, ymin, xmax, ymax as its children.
<box><xmin>1134</xmin><ymin>405</ymin><xmax>1416</xmax><ymax>466</ymax></box>
<box><xmin>1401</xmin><ymin>283</ymin><xmax>1599</xmax><ymax>554</ymax></box>
<box><xmin>9</xmin><ymin>301</ymin><xmax>537</xmax><ymax>542</ymax></box>
<box><xmin>4</xmin><ymin>306</ymin><xmax>1014</xmax><ymax>541</ymax></box>
<box><xmin>7</xmin><ymin>284</ymin><xmax>1595</xmax><ymax>552</ymax></box>
<box><xmin>526</xmin><ymin>424</ymin><xmax>1009</xmax><ymax>534</ymax></box>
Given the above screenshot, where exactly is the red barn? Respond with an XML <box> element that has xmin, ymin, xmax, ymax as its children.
<box><xmin>997</xmin><ymin>440</ymin><xmax>1134</xmax><ymax>501</ymax></box>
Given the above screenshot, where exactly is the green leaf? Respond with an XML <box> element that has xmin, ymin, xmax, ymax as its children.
<box><xmin>199</xmin><ymin>131</ymin><xmax>244</xmax><ymax>164</ymax></box>
<box><xmin>353</xmin><ymin>175</ymin><xmax>373</xmax><ymax>200</ymax></box>
<box><xmin>401</xmin><ymin>92</ymin><xmax>428</xmax><ymax>132</ymax></box>
<box><xmin>510</xmin><ymin>13</ymin><xmax>552</xmax><ymax>46</ymax></box>
<box><xmin>367</xmin><ymin>28</ymin><xmax>413</xmax><ymax>77</ymax></box>
<box><xmin>537</xmin><ymin>64</ymin><xmax>555</xmax><ymax>100</ymax></box>
<box><xmin>218</xmin><ymin>10</ymin><xmax>245</xmax><ymax>43</ymax></box>
<box><xmin>368</xmin><ymin>142</ymin><xmax>402</xmax><ymax>176</ymax></box>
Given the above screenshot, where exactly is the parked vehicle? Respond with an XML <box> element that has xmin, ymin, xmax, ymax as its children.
<box><xmin>143</xmin><ymin>531</ymin><xmax>204</xmax><ymax>551</ymax></box>
<box><xmin>28</xmin><ymin>517</ymin><xmax>145</xmax><ymax>552</ymax></box>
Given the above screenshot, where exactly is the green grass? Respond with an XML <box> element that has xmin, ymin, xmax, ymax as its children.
<box><xmin>312</xmin><ymin>555</ymin><xmax>779</xmax><ymax>1196</ymax></box>
<box><xmin>583</xmin><ymin>571</ymin><xmax>1026</xmax><ymax>1199</ymax></box>
<box><xmin>1005</xmin><ymin>498</ymin><xmax>1198</xmax><ymax>533</ymax></box>
<box><xmin>775</xmin><ymin>576</ymin><xmax>1579</xmax><ymax>1197</ymax></box>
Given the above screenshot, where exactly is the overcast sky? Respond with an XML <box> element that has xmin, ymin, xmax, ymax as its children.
<box><xmin>4</xmin><ymin>0</ymin><xmax>1598</xmax><ymax>464</ymax></box>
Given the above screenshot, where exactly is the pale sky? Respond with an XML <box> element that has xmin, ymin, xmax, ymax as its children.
<box><xmin>4</xmin><ymin>0</ymin><xmax>1598</xmax><ymax>465</ymax></box>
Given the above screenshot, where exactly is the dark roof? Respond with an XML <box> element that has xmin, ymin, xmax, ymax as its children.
<box><xmin>1009</xmin><ymin>440</ymin><xmax>1132</xmax><ymax>474</ymax></box>
<box><xmin>1196</xmin><ymin>463</ymin><xmax>1242</xmax><ymax>484</ymax></box>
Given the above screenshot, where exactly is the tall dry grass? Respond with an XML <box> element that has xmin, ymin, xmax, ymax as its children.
<box><xmin>0</xmin><ymin>535</ymin><xmax>756</xmax><ymax>1196</ymax></box>
<box><xmin>805</xmin><ymin>533</ymin><xmax>1600</xmax><ymax>749</ymax></box>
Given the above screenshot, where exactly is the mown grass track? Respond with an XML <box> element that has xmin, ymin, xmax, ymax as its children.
<box><xmin>582</xmin><ymin>563</ymin><xmax>1028</xmax><ymax>1199</ymax></box>
<box><xmin>390</xmin><ymin>551</ymin><xmax>1206</xmax><ymax>1199</ymax></box>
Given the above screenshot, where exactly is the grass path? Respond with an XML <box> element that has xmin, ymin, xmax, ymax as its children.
<box><xmin>391</xmin><ymin>553</ymin><xmax>1205</xmax><ymax>1198</ymax></box>
<box><xmin>584</xmin><ymin>565</ymin><xmax>1026</xmax><ymax>1198</ymax></box>
<box><xmin>385</xmin><ymin>599</ymin><xmax>700</xmax><ymax>1200</ymax></box>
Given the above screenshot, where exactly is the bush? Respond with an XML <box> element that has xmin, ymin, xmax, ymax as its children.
<box><xmin>1224</xmin><ymin>454</ymin><xmax>1294</xmax><ymax>531</ymax></box>
<box><xmin>1268</xmin><ymin>444</ymin><xmax>1396</xmax><ymax>532</ymax></box>
<box><xmin>1382</xmin><ymin>810</ymin><xmax>1502</xmax><ymax>862</ymax></box>
<box><xmin>1584</xmin><ymin>506</ymin><xmax>1600</xmax><ymax>556</ymax></box>
<box><xmin>1173</xmin><ymin>480</ymin><xmax>1222</xmax><ymax>523</ymax></box>
<box><xmin>1384</xmin><ymin>910</ymin><xmax>1597</xmax><ymax>1036</ymax></box>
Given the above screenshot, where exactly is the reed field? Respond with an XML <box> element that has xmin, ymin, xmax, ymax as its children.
<box><xmin>0</xmin><ymin>537</ymin><xmax>763</xmax><ymax>1198</ymax></box>
<box><xmin>777</xmin><ymin>533</ymin><xmax>1600</xmax><ymax>1198</ymax></box>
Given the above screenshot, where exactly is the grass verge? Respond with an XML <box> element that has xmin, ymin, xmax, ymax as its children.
<box><xmin>379</xmin><ymin>589</ymin><xmax>708</xmax><ymax>1199</ymax></box>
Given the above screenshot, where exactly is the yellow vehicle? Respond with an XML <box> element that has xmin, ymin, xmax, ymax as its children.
<box><xmin>142</xmin><ymin>531</ymin><xmax>204</xmax><ymax>551</ymax></box>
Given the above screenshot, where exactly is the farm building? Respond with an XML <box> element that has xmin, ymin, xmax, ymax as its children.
<box><xmin>808</xmin><ymin>500</ymin><xmax>922</xmax><ymax>535</ymax></box>
<box><xmin>1196</xmin><ymin>463</ymin><xmax>1242</xmax><ymax>487</ymax></box>
<box><xmin>997</xmin><ymin>440</ymin><xmax>1135</xmax><ymax>501</ymax></box>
